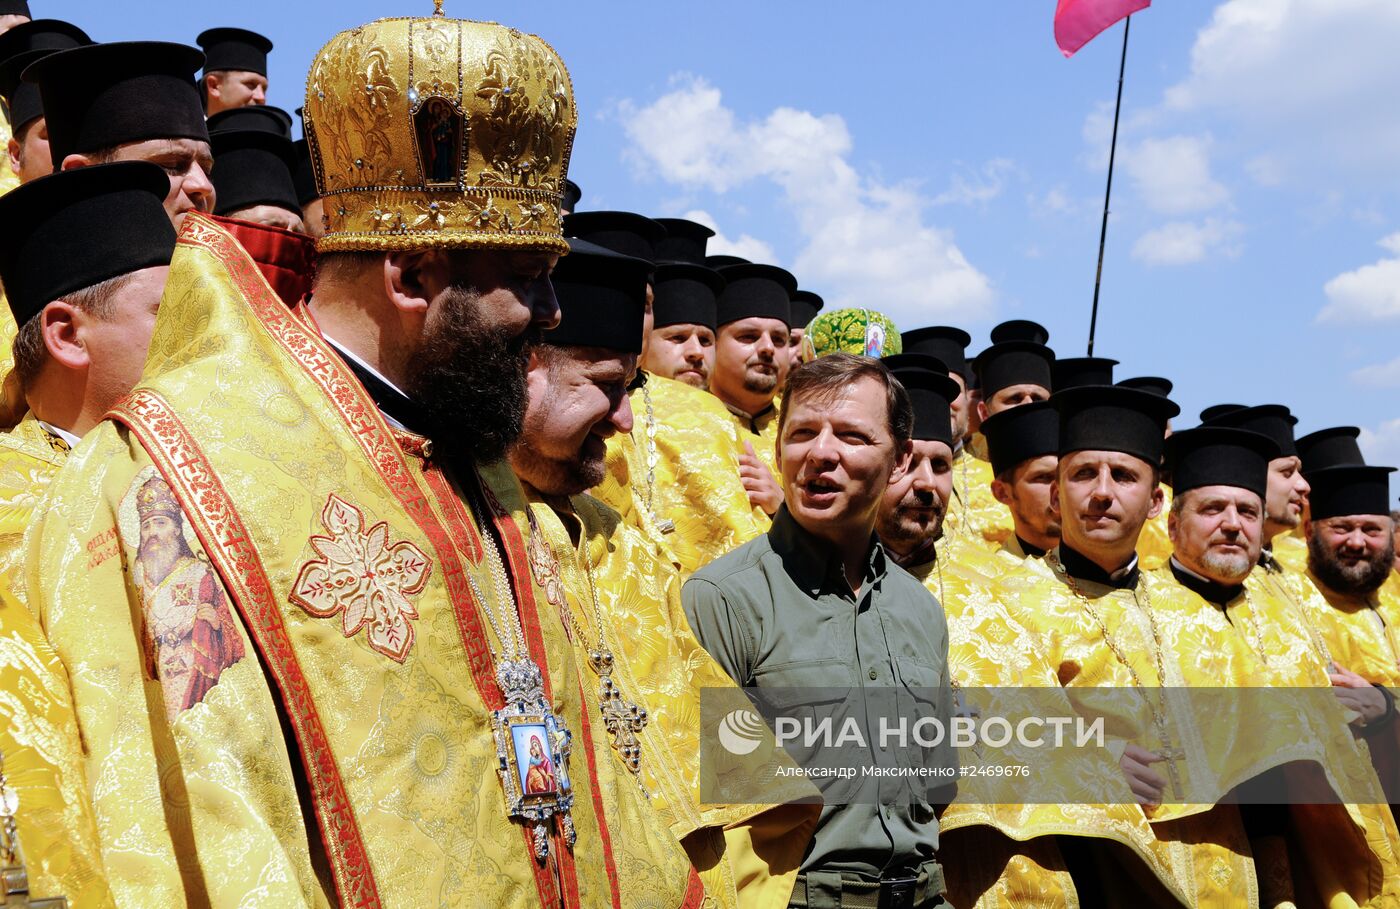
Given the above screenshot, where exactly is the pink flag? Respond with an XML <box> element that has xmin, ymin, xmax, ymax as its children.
<box><xmin>1055</xmin><ymin>0</ymin><xmax>1150</xmax><ymax>57</ymax></box>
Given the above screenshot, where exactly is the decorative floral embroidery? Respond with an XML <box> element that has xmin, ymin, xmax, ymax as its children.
<box><xmin>290</xmin><ymin>493</ymin><xmax>431</xmax><ymax>662</ymax></box>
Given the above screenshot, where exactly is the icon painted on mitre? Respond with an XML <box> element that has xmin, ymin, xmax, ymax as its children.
<box><xmin>414</xmin><ymin>97</ymin><xmax>465</xmax><ymax>187</ymax></box>
<box><xmin>865</xmin><ymin>319</ymin><xmax>886</xmax><ymax>358</ymax></box>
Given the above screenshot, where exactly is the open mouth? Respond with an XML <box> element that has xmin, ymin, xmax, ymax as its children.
<box><xmin>801</xmin><ymin>476</ymin><xmax>841</xmax><ymax>501</ymax></box>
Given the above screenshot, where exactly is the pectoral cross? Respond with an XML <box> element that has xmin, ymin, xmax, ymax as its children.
<box><xmin>0</xmin><ymin>772</ymin><xmax>67</xmax><ymax>907</ymax></box>
<box><xmin>591</xmin><ymin>650</ymin><xmax>648</xmax><ymax>779</ymax></box>
<box><xmin>1156</xmin><ymin>738</ymin><xmax>1186</xmax><ymax>802</ymax></box>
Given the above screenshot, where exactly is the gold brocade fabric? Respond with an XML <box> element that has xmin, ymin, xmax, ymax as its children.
<box><xmin>913</xmin><ymin>546</ymin><xmax>1189</xmax><ymax>909</ymax></box>
<box><xmin>719</xmin><ymin>397</ymin><xmax>780</xmax><ymax>477</ymax></box>
<box><xmin>24</xmin><ymin>214</ymin><xmax>704</xmax><ymax>908</ymax></box>
<box><xmin>0</xmin><ymin>583</ymin><xmax>114</xmax><ymax>907</ymax></box>
<box><xmin>1272</xmin><ymin>532</ymin><xmax>1310</xmax><ymax>576</ymax></box>
<box><xmin>493</xmin><ymin>472</ymin><xmax>819</xmax><ymax>909</ymax></box>
<box><xmin>1138</xmin><ymin>486</ymin><xmax>1174</xmax><ymax>572</ymax></box>
<box><xmin>944</xmin><ymin>450</ymin><xmax>1011</xmax><ymax>553</ymax></box>
<box><xmin>597</xmin><ymin>375</ymin><xmax>770</xmax><ymax>576</ymax></box>
<box><xmin>0</xmin><ymin>414</ymin><xmax>65</xmax><ymax>592</ymax></box>
<box><xmin>0</xmin><ymin>122</ymin><xmax>19</xmax><ymax>379</ymax></box>
<box><xmin>1306</xmin><ymin>570</ymin><xmax>1400</xmax><ymax>689</ymax></box>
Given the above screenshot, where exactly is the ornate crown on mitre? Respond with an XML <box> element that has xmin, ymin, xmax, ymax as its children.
<box><xmin>136</xmin><ymin>477</ymin><xmax>182</xmax><ymax>522</ymax></box>
<box><xmin>303</xmin><ymin>4</ymin><xmax>575</xmax><ymax>253</ymax></box>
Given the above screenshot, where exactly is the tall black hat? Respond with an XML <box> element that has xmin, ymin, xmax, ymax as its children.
<box><xmin>653</xmin><ymin>218</ymin><xmax>713</xmax><ymax>265</ymax></box>
<box><xmin>1199</xmin><ymin>404</ymin><xmax>1246</xmax><ymax>423</ymax></box>
<box><xmin>653</xmin><ymin>263</ymin><xmax>722</xmax><ymax>331</ymax></box>
<box><xmin>210</xmin><ymin>130</ymin><xmax>298</xmax><ymax>218</ymax></box>
<box><xmin>1305</xmin><ymin>465</ymin><xmax>1396</xmax><ymax>520</ymax></box>
<box><xmin>1053</xmin><ymin>384</ymin><xmax>1180</xmax><ymax>466</ymax></box>
<box><xmin>902</xmin><ymin>326</ymin><xmax>972</xmax><ymax>381</ymax></box>
<box><xmin>25</xmin><ymin>41</ymin><xmax>208</xmax><ymax>168</ymax></box>
<box><xmin>1296</xmin><ymin>426</ymin><xmax>1365</xmax><ymax>474</ymax></box>
<box><xmin>705</xmin><ymin>254</ymin><xmax>749</xmax><ymax>269</ymax></box>
<box><xmin>1052</xmin><ymin>356</ymin><xmax>1117</xmax><ymax>389</ymax></box>
<box><xmin>196</xmin><ymin>27</ymin><xmax>272</xmax><ymax>76</ymax></box>
<box><xmin>981</xmin><ymin>399</ymin><xmax>1059</xmax><ymax>477</ymax></box>
<box><xmin>1165</xmin><ymin>427</ymin><xmax>1280</xmax><ymax>501</ymax></box>
<box><xmin>1202</xmin><ymin>404</ymin><xmax>1298</xmax><ymax>459</ymax></box>
<box><xmin>0</xmin><ymin>161</ymin><xmax>175</xmax><ymax>326</ymax></box>
<box><xmin>990</xmin><ymin>319</ymin><xmax>1050</xmax><ymax>346</ymax></box>
<box><xmin>1117</xmin><ymin>376</ymin><xmax>1174</xmax><ymax>398</ymax></box>
<box><xmin>789</xmin><ymin>290</ymin><xmax>824</xmax><ymax>330</ymax></box>
<box><xmin>885</xmin><ymin>353</ymin><xmax>960</xmax><ymax>447</ymax></box>
<box><xmin>974</xmin><ymin>341</ymin><xmax>1055</xmax><ymax>397</ymax></box>
<box><xmin>544</xmin><ymin>238</ymin><xmax>650</xmax><ymax>353</ymax></box>
<box><xmin>207</xmin><ymin>104</ymin><xmax>292</xmax><ymax>139</ymax></box>
<box><xmin>561</xmin><ymin>179</ymin><xmax>581</xmax><ymax>214</ymax></box>
<box><xmin>0</xmin><ymin>2</ymin><xmax>29</xmax><ymax>16</ymax></box>
<box><xmin>715</xmin><ymin>263</ymin><xmax>795</xmax><ymax>327</ymax></box>
<box><xmin>291</xmin><ymin>138</ymin><xmax>317</xmax><ymax>207</ymax></box>
<box><xmin>564</xmin><ymin>211</ymin><xmax>664</xmax><ymax>265</ymax></box>
<box><xmin>0</xmin><ymin>19</ymin><xmax>91</xmax><ymax>131</ymax></box>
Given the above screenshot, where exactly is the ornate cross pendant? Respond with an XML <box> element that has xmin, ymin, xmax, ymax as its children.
<box><xmin>590</xmin><ymin>649</ymin><xmax>648</xmax><ymax>776</ymax></box>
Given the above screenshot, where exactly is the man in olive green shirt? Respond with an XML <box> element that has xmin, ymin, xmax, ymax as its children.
<box><xmin>684</xmin><ymin>353</ymin><xmax>955</xmax><ymax>909</ymax></box>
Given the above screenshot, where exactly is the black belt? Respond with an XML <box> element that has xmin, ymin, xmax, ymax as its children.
<box><xmin>789</xmin><ymin>861</ymin><xmax>946</xmax><ymax>909</ymax></box>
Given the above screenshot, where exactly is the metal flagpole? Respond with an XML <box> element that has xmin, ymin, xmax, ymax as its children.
<box><xmin>1086</xmin><ymin>15</ymin><xmax>1131</xmax><ymax>356</ymax></box>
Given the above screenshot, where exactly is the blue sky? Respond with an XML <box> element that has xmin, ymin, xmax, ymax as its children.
<box><xmin>63</xmin><ymin>0</ymin><xmax>1400</xmax><ymax>499</ymax></box>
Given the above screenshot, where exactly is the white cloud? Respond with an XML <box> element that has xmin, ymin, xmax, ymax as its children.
<box><xmin>618</xmin><ymin>76</ymin><xmax>993</xmax><ymax>324</ymax></box>
<box><xmin>681</xmin><ymin>209</ymin><xmax>777</xmax><ymax>265</ymax></box>
<box><xmin>1352</xmin><ymin>356</ymin><xmax>1400</xmax><ymax>388</ymax></box>
<box><xmin>1244</xmin><ymin>154</ymin><xmax>1285</xmax><ymax>187</ymax></box>
<box><xmin>1163</xmin><ymin>0</ymin><xmax>1400</xmax><ymax>176</ymax></box>
<box><xmin>1123</xmin><ymin>135</ymin><xmax>1229</xmax><ymax>215</ymax></box>
<box><xmin>1358</xmin><ymin>418</ymin><xmax>1400</xmax><ymax>474</ymax></box>
<box><xmin>1319</xmin><ymin>233</ymin><xmax>1400</xmax><ymax>323</ymax></box>
<box><xmin>1131</xmin><ymin>218</ymin><xmax>1244</xmax><ymax>266</ymax></box>
<box><xmin>931</xmin><ymin>158</ymin><xmax>1021</xmax><ymax>208</ymax></box>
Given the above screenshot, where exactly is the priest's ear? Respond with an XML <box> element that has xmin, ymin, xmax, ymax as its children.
<box><xmin>383</xmin><ymin>249</ymin><xmax>452</xmax><ymax>318</ymax></box>
<box><xmin>37</xmin><ymin>300</ymin><xmax>93</xmax><ymax>371</ymax></box>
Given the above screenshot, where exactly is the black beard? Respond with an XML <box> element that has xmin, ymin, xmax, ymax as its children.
<box><xmin>406</xmin><ymin>283</ymin><xmax>539</xmax><ymax>463</ymax></box>
<box><xmin>1308</xmin><ymin>533</ymin><xmax>1395</xmax><ymax>596</ymax></box>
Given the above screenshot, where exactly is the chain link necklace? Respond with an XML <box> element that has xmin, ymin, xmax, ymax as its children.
<box><xmin>1257</xmin><ymin>556</ymin><xmax>1336</xmax><ymax>669</ymax></box>
<box><xmin>1046</xmin><ymin>549</ymin><xmax>1185</xmax><ymax>799</ymax></box>
<box><xmin>525</xmin><ymin>507</ymin><xmax>650</xmax><ymax>792</ymax></box>
<box><xmin>467</xmin><ymin>501</ymin><xmax>576</xmax><ymax>860</ymax></box>
<box><xmin>639</xmin><ymin>383</ymin><xmax>675</xmax><ymax>535</ymax></box>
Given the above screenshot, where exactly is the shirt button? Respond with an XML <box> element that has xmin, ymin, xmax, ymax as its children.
<box><xmin>868</xmin><ymin>669</ymin><xmax>878</xmax><ymax>680</ymax></box>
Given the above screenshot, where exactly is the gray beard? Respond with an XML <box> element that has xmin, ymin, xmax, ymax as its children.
<box><xmin>1199</xmin><ymin>548</ymin><xmax>1252</xmax><ymax>584</ymax></box>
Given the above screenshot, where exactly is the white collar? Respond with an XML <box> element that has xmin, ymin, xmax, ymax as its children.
<box><xmin>322</xmin><ymin>334</ymin><xmax>411</xmax><ymax>431</ymax></box>
<box><xmin>1168</xmin><ymin>556</ymin><xmax>1215</xmax><ymax>585</ymax></box>
<box><xmin>36</xmin><ymin>420</ymin><xmax>81</xmax><ymax>449</ymax></box>
<box><xmin>1109</xmin><ymin>555</ymin><xmax>1140</xmax><ymax>583</ymax></box>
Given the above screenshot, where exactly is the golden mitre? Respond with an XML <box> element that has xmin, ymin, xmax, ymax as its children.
<box><xmin>303</xmin><ymin>5</ymin><xmax>575</xmax><ymax>253</ymax></box>
<box><xmin>136</xmin><ymin>476</ymin><xmax>182</xmax><ymax>521</ymax></box>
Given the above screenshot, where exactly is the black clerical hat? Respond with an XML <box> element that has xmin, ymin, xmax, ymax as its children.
<box><xmin>1296</xmin><ymin>426</ymin><xmax>1365</xmax><ymax>474</ymax></box>
<box><xmin>706</xmin><ymin>254</ymin><xmax>749</xmax><ymax>269</ymax></box>
<box><xmin>545</xmin><ymin>238</ymin><xmax>650</xmax><ymax>353</ymax></box>
<box><xmin>1117</xmin><ymin>376</ymin><xmax>1173</xmax><ymax>398</ymax></box>
<box><xmin>653</xmin><ymin>262</ymin><xmax>722</xmax><ymax>331</ymax></box>
<box><xmin>1052</xmin><ymin>356</ymin><xmax>1117</xmax><ymax>389</ymax></box>
<box><xmin>902</xmin><ymin>326</ymin><xmax>972</xmax><ymax>381</ymax></box>
<box><xmin>653</xmin><ymin>218</ymin><xmax>713</xmax><ymax>265</ymax></box>
<box><xmin>196</xmin><ymin>27</ymin><xmax>272</xmax><ymax>76</ymax></box>
<box><xmin>982</xmin><ymin>399</ymin><xmax>1059</xmax><ymax>477</ymax></box>
<box><xmin>715</xmin><ymin>263</ymin><xmax>795</xmax><ymax>327</ymax></box>
<box><xmin>1306</xmin><ymin>465</ymin><xmax>1396</xmax><ymax>520</ymax></box>
<box><xmin>974</xmin><ymin>341</ymin><xmax>1055</xmax><ymax>397</ymax></box>
<box><xmin>0</xmin><ymin>2</ymin><xmax>29</xmax><ymax>16</ymax></box>
<box><xmin>990</xmin><ymin>319</ymin><xmax>1050</xmax><ymax>346</ymax></box>
<box><xmin>564</xmin><ymin>210</ymin><xmax>664</xmax><ymax>265</ymax></box>
<box><xmin>1165</xmin><ymin>426</ymin><xmax>1279</xmax><ymax>501</ymax></box>
<box><xmin>0</xmin><ymin>19</ymin><xmax>91</xmax><ymax>131</ymax></box>
<box><xmin>885</xmin><ymin>354</ymin><xmax>960</xmax><ymax>446</ymax></box>
<box><xmin>26</xmin><ymin>41</ymin><xmax>208</xmax><ymax>168</ymax></box>
<box><xmin>1199</xmin><ymin>404</ymin><xmax>1246</xmax><ymax>423</ymax></box>
<box><xmin>0</xmin><ymin>161</ymin><xmax>175</xmax><ymax>326</ymax></box>
<box><xmin>291</xmin><ymin>138</ymin><xmax>317</xmax><ymax>207</ymax></box>
<box><xmin>208</xmin><ymin>104</ymin><xmax>292</xmax><ymax>140</ymax></box>
<box><xmin>210</xmin><ymin>129</ymin><xmax>298</xmax><ymax>218</ymax></box>
<box><xmin>1201</xmin><ymin>404</ymin><xmax>1297</xmax><ymax>459</ymax></box>
<box><xmin>561</xmin><ymin>178</ymin><xmax>581</xmax><ymax>214</ymax></box>
<box><xmin>789</xmin><ymin>290</ymin><xmax>824</xmax><ymax>330</ymax></box>
<box><xmin>1053</xmin><ymin>384</ymin><xmax>1179</xmax><ymax>466</ymax></box>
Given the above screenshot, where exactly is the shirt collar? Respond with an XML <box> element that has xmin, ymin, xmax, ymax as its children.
<box><xmin>768</xmin><ymin>506</ymin><xmax>887</xmax><ymax>597</ymax></box>
<box><xmin>1168</xmin><ymin>556</ymin><xmax>1244</xmax><ymax>606</ymax></box>
<box><xmin>36</xmin><ymin>419</ymin><xmax>81</xmax><ymax>450</ymax></box>
<box><xmin>723</xmin><ymin>399</ymin><xmax>776</xmax><ymax>431</ymax></box>
<box><xmin>323</xmin><ymin>334</ymin><xmax>421</xmax><ymax>434</ymax></box>
<box><xmin>1015</xmin><ymin>535</ymin><xmax>1047</xmax><ymax>559</ymax></box>
<box><xmin>1057</xmin><ymin>541</ymin><xmax>1140</xmax><ymax>589</ymax></box>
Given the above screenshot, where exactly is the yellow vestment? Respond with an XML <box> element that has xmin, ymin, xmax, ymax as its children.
<box><xmin>0</xmin><ymin>582</ymin><xmax>113</xmax><ymax>907</ymax></box>
<box><xmin>0</xmin><ymin>413</ymin><xmax>65</xmax><ymax>591</ymax></box>
<box><xmin>943</xmin><ymin>449</ymin><xmax>1009</xmax><ymax>553</ymax></box>
<box><xmin>493</xmin><ymin>471</ymin><xmax>820</xmax><ymax>909</ymax></box>
<box><xmin>595</xmin><ymin>374</ymin><xmax>769</xmax><ymax>575</ymax></box>
<box><xmin>0</xmin><ymin>124</ymin><xmax>18</xmax><ymax>378</ymax></box>
<box><xmin>1138</xmin><ymin>486</ymin><xmax>1174</xmax><ymax>571</ymax></box>
<box><xmin>24</xmin><ymin>215</ymin><xmax>706</xmax><ymax>908</ymax></box>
